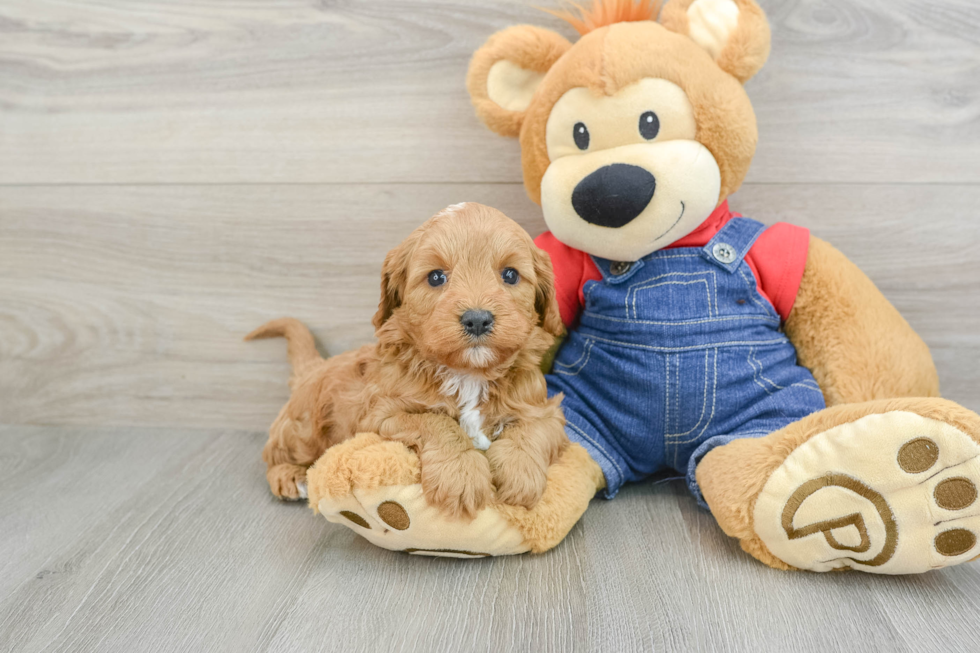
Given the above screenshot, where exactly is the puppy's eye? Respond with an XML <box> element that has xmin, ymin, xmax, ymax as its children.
<box><xmin>427</xmin><ymin>270</ymin><xmax>447</xmax><ymax>287</ymax></box>
<box><xmin>639</xmin><ymin>111</ymin><xmax>660</xmax><ymax>140</ymax></box>
<box><xmin>501</xmin><ymin>268</ymin><xmax>520</xmax><ymax>285</ymax></box>
<box><xmin>573</xmin><ymin>122</ymin><xmax>590</xmax><ymax>150</ymax></box>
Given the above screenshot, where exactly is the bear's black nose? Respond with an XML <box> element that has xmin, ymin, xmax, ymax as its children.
<box><xmin>460</xmin><ymin>309</ymin><xmax>494</xmax><ymax>338</ymax></box>
<box><xmin>571</xmin><ymin>164</ymin><xmax>656</xmax><ymax>228</ymax></box>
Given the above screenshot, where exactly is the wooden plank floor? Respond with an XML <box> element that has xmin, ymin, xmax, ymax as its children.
<box><xmin>2</xmin><ymin>0</ymin><xmax>980</xmax><ymax>650</ymax></box>
<box><xmin>3</xmin><ymin>425</ymin><xmax>980</xmax><ymax>653</ymax></box>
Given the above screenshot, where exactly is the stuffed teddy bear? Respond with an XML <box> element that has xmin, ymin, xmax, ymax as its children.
<box><xmin>308</xmin><ymin>0</ymin><xmax>980</xmax><ymax>573</ymax></box>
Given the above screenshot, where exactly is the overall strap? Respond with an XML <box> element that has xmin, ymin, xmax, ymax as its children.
<box><xmin>700</xmin><ymin>217</ymin><xmax>767</xmax><ymax>273</ymax></box>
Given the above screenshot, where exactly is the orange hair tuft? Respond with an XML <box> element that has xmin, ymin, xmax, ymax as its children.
<box><xmin>545</xmin><ymin>0</ymin><xmax>662</xmax><ymax>36</ymax></box>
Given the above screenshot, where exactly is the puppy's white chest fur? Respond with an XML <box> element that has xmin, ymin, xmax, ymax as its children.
<box><xmin>439</xmin><ymin>370</ymin><xmax>494</xmax><ymax>451</ymax></box>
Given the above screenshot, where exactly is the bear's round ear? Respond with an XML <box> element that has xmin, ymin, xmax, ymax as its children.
<box><xmin>661</xmin><ymin>0</ymin><xmax>771</xmax><ymax>83</ymax></box>
<box><xmin>467</xmin><ymin>25</ymin><xmax>572</xmax><ymax>138</ymax></box>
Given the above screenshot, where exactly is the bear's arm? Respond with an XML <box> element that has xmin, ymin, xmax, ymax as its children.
<box><xmin>784</xmin><ymin>236</ymin><xmax>940</xmax><ymax>406</ymax></box>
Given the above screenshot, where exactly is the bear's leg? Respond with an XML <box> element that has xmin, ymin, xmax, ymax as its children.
<box><xmin>307</xmin><ymin>434</ymin><xmax>604</xmax><ymax>556</ymax></box>
<box><xmin>697</xmin><ymin>397</ymin><xmax>980</xmax><ymax>573</ymax></box>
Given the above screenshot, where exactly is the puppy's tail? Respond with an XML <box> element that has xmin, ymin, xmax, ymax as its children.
<box><xmin>245</xmin><ymin>318</ymin><xmax>323</xmax><ymax>381</ymax></box>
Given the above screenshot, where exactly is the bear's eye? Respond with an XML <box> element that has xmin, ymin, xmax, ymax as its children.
<box><xmin>501</xmin><ymin>268</ymin><xmax>520</xmax><ymax>285</ymax></box>
<box><xmin>427</xmin><ymin>270</ymin><xmax>447</xmax><ymax>287</ymax></box>
<box><xmin>573</xmin><ymin>122</ymin><xmax>590</xmax><ymax>150</ymax></box>
<box><xmin>639</xmin><ymin>111</ymin><xmax>660</xmax><ymax>140</ymax></box>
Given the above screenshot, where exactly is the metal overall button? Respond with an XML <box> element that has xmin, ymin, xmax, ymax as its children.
<box><xmin>610</xmin><ymin>261</ymin><xmax>632</xmax><ymax>276</ymax></box>
<box><xmin>712</xmin><ymin>242</ymin><xmax>737</xmax><ymax>264</ymax></box>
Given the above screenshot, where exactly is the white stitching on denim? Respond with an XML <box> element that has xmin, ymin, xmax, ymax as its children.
<box><xmin>553</xmin><ymin>338</ymin><xmax>590</xmax><ymax>368</ymax></box>
<box><xmin>753</xmin><ymin>347</ymin><xmax>781</xmax><ymax>390</ymax></box>
<box><xmin>723</xmin><ymin>430</ymin><xmax>771</xmax><ymax>439</ymax></box>
<box><xmin>670</xmin><ymin>356</ymin><xmax>677</xmax><ymax>436</ymax></box>
<box><xmin>664</xmin><ymin>353</ymin><xmax>676</xmax><ymax>463</ymax></box>
<box><xmin>649</xmin><ymin>253</ymin><xmax>702</xmax><ymax>260</ymax></box>
<box><xmin>747</xmin><ymin>346</ymin><xmax>773</xmax><ymax>395</ymax></box>
<box><xmin>713</xmin><ymin>270</ymin><xmax>720</xmax><ymax>314</ymax></box>
<box><xmin>667</xmin><ymin>349</ymin><xmax>710</xmax><ymax>438</ymax></box>
<box><xmin>788</xmin><ymin>381</ymin><xmax>824</xmax><ymax>393</ymax></box>
<box><xmin>628</xmin><ymin>278</ymin><xmax>713</xmax><ymax>319</ymax></box>
<box><xmin>794</xmin><ymin>380</ymin><xmax>822</xmax><ymax>390</ymax></box>
<box><xmin>671</xmin><ymin>348</ymin><xmax>719</xmax><ymax>446</ymax></box>
<box><xmin>582</xmin><ymin>334</ymin><xmax>788</xmax><ymax>352</ymax></box>
<box><xmin>737</xmin><ymin>266</ymin><xmax>775</xmax><ymax>317</ymax></box>
<box><xmin>584</xmin><ymin>279</ymin><xmax>599</xmax><ymax>306</ymax></box>
<box><xmin>674</xmin><ymin>354</ymin><xmax>681</xmax><ymax>436</ymax></box>
<box><xmin>581</xmin><ymin>312</ymin><xmax>780</xmax><ymax>327</ymax></box>
<box><xmin>565</xmin><ymin>421</ymin><xmax>625</xmax><ymax>480</ymax></box>
<box><xmin>704</xmin><ymin>348</ymin><xmax>719</xmax><ymax>443</ymax></box>
<box><xmin>664</xmin><ymin>352</ymin><xmax>671</xmax><ymax>435</ymax></box>
<box><xmin>670</xmin><ymin>354</ymin><xmax>680</xmax><ymax>437</ymax></box>
<box><xmin>746</xmin><ymin>348</ymin><xmax>823</xmax><ymax>395</ymax></box>
<box><xmin>625</xmin><ymin>271</ymin><xmax>715</xmax><ymax>318</ymax></box>
<box><xmin>791</xmin><ymin>384</ymin><xmax>824</xmax><ymax>393</ymax></box>
<box><xmin>664</xmin><ymin>349</ymin><xmax>718</xmax><ymax>442</ymax></box>
<box><xmin>552</xmin><ymin>339</ymin><xmax>594</xmax><ymax>377</ymax></box>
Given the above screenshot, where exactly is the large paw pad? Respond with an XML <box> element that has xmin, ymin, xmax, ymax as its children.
<box><xmin>317</xmin><ymin>483</ymin><xmax>527</xmax><ymax>558</ymax></box>
<box><xmin>307</xmin><ymin>433</ymin><xmax>530</xmax><ymax>558</ymax></box>
<box><xmin>754</xmin><ymin>411</ymin><xmax>980</xmax><ymax>574</ymax></box>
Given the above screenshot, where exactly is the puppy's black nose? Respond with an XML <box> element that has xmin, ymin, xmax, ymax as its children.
<box><xmin>571</xmin><ymin>164</ymin><xmax>656</xmax><ymax>228</ymax></box>
<box><xmin>460</xmin><ymin>309</ymin><xmax>494</xmax><ymax>338</ymax></box>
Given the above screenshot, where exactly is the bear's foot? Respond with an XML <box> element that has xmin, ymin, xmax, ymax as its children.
<box><xmin>306</xmin><ymin>433</ymin><xmax>603</xmax><ymax>557</ymax></box>
<box><xmin>699</xmin><ymin>398</ymin><xmax>980</xmax><ymax>574</ymax></box>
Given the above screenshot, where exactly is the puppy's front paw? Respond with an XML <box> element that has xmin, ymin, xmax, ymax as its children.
<box><xmin>419</xmin><ymin>447</ymin><xmax>493</xmax><ymax>520</ymax></box>
<box><xmin>487</xmin><ymin>440</ymin><xmax>548</xmax><ymax>510</ymax></box>
<box><xmin>379</xmin><ymin>415</ymin><xmax>415</xmax><ymax>440</ymax></box>
<box><xmin>267</xmin><ymin>463</ymin><xmax>309</xmax><ymax>501</ymax></box>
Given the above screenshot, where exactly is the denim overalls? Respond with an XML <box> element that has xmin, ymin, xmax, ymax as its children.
<box><xmin>546</xmin><ymin>217</ymin><xmax>826</xmax><ymax>507</ymax></box>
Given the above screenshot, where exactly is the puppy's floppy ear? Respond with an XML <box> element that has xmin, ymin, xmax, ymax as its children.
<box><xmin>467</xmin><ymin>25</ymin><xmax>571</xmax><ymax>138</ymax></box>
<box><xmin>531</xmin><ymin>245</ymin><xmax>565</xmax><ymax>338</ymax></box>
<box><xmin>661</xmin><ymin>0</ymin><xmax>771</xmax><ymax>83</ymax></box>
<box><xmin>373</xmin><ymin>242</ymin><xmax>410</xmax><ymax>330</ymax></box>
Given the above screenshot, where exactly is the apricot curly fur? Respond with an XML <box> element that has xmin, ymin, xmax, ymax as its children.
<box><xmin>250</xmin><ymin>203</ymin><xmax>569</xmax><ymax>519</ymax></box>
<box><xmin>496</xmin><ymin>442</ymin><xmax>606</xmax><ymax>552</ymax></box>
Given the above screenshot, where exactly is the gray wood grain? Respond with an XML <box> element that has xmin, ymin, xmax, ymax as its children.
<box><xmin>3</xmin><ymin>0</ymin><xmax>980</xmax><ymax>649</ymax></box>
<box><xmin>1</xmin><ymin>182</ymin><xmax>977</xmax><ymax>431</ymax></box>
<box><xmin>1</xmin><ymin>426</ymin><xmax>978</xmax><ymax>653</ymax></box>
<box><xmin>0</xmin><ymin>0</ymin><xmax>978</xmax><ymax>184</ymax></box>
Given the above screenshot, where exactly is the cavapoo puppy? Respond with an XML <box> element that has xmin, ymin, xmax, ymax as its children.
<box><xmin>247</xmin><ymin>202</ymin><xmax>569</xmax><ymax>518</ymax></box>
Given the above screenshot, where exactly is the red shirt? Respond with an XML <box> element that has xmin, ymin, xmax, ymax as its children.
<box><xmin>534</xmin><ymin>201</ymin><xmax>810</xmax><ymax>327</ymax></box>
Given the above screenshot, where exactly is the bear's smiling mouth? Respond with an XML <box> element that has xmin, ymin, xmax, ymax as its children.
<box><xmin>654</xmin><ymin>201</ymin><xmax>686</xmax><ymax>242</ymax></box>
